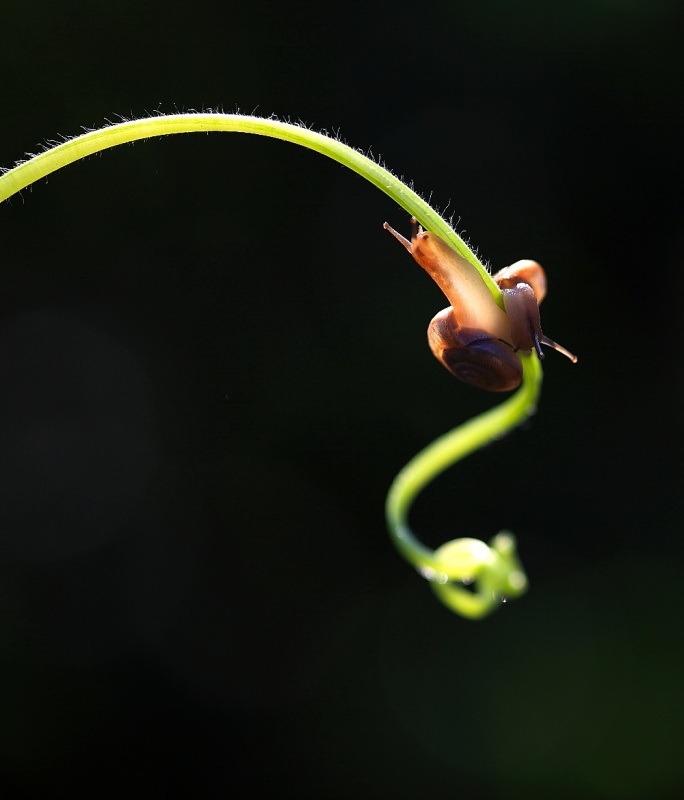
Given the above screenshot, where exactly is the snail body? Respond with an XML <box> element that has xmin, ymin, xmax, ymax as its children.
<box><xmin>384</xmin><ymin>219</ymin><xmax>577</xmax><ymax>391</ymax></box>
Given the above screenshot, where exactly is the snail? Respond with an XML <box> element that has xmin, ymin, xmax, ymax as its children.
<box><xmin>384</xmin><ymin>218</ymin><xmax>577</xmax><ymax>391</ymax></box>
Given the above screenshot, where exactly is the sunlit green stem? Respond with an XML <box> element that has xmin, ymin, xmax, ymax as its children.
<box><xmin>1</xmin><ymin>112</ymin><xmax>542</xmax><ymax>619</ymax></box>
<box><xmin>0</xmin><ymin>113</ymin><xmax>502</xmax><ymax>307</ymax></box>
<box><xmin>386</xmin><ymin>353</ymin><xmax>541</xmax><ymax>617</ymax></box>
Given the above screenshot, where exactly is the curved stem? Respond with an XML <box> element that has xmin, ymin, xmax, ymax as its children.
<box><xmin>1</xmin><ymin>112</ymin><xmax>542</xmax><ymax>618</ymax></box>
<box><xmin>386</xmin><ymin>353</ymin><xmax>541</xmax><ymax>617</ymax></box>
<box><xmin>0</xmin><ymin>113</ymin><xmax>502</xmax><ymax>307</ymax></box>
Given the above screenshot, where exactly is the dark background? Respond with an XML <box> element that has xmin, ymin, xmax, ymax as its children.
<box><xmin>1</xmin><ymin>1</ymin><xmax>683</xmax><ymax>798</ymax></box>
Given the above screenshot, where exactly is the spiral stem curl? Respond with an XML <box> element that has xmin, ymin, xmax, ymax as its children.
<box><xmin>386</xmin><ymin>353</ymin><xmax>541</xmax><ymax>617</ymax></box>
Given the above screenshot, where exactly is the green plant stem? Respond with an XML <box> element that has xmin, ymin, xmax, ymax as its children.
<box><xmin>387</xmin><ymin>352</ymin><xmax>541</xmax><ymax>570</ymax></box>
<box><xmin>0</xmin><ymin>112</ymin><xmax>540</xmax><ymax>618</ymax></box>
<box><xmin>0</xmin><ymin>113</ymin><xmax>502</xmax><ymax>305</ymax></box>
<box><xmin>386</xmin><ymin>352</ymin><xmax>541</xmax><ymax>617</ymax></box>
